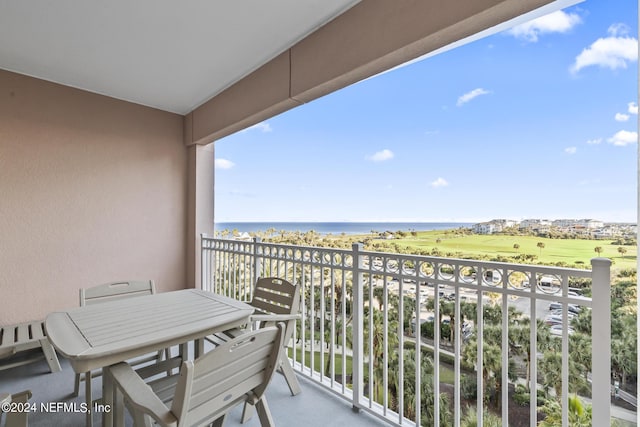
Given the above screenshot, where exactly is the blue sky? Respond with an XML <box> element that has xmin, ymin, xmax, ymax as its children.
<box><xmin>215</xmin><ymin>0</ymin><xmax>638</xmax><ymax>223</ymax></box>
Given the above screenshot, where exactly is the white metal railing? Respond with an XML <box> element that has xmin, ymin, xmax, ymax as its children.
<box><xmin>201</xmin><ymin>235</ymin><xmax>612</xmax><ymax>427</ymax></box>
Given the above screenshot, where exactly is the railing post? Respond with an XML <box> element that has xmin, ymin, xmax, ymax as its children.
<box><xmin>252</xmin><ymin>237</ymin><xmax>262</xmax><ymax>302</ymax></box>
<box><xmin>351</xmin><ymin>243</ymin><xmax>364</xmax><ymax>412</ymax></box>
<box><xmin>590</xmin><ymin>257</ymin><xmax>611</xmax><ymax>426</ymax></box>
<box><xmin>200</xmin><ymin>233</ymin><xmax>206</xmax><ymax>291</ymax></box>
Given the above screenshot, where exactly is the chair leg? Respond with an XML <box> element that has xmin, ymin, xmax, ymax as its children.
<box><xmin>211</xmin><ymin>414</ymin><xmax>227</xmax><ymax>427</ymax></box>
<box><xmin>279</xmin><ymin>353</ymin><xmax>302</xmax><ymax>395</ymax></box>
<box><xmin>241</xmin><ymin>401</ymin><xmax>255</xmax><ymax>423</ymax></box>
<box><xmin>40</xmin><ymin>339</ymin><xmax>62</xmax><ymax>373</ymax></box>
<box><xmin>255</xmin><ymin>397</ymin><xmax>274</xmax><ymax>427</ymax></box>
<box><xmin>103</xmin><ymin>368</ymin><xmax>114</xmax><ymax>427</ymax></box>
<box><xmin>4</xmin><ymin>390</ymin><xmax>32</xmax><ymax>427</ymax></box>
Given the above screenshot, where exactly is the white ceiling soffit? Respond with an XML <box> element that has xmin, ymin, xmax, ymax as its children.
<box><xmin>0</xmin><ymin>0</ymin><xmax>360</xmax><ymax>115</ymax></box>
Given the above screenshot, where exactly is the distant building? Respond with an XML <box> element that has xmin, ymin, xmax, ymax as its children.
<box><xmin>472</xmin><ymin>219</ymin><xmax>518</xmax><ymax>234</ymax></box>
<box><xmin>493</xmin><ymin>219</ymin><xmax>518</xmax><ymax>228</ymax></box>
<box><xmin>235</xmin><ymin>232</ymin><xmax>253</xmax><ymax>241</ymax></box>
<box><xmin>552</xmin><ymin>219</ymin><xmax>576</xmax><ymax>228</ymax></box>
<box><xmin>577</xmin><ymin>219</ymin><xmax>604</xmax><ymax>229</ymax></box>
<box><xmin>593</xmin><ymin>228</ymin><xmax>615</xmax><ymax>239</ymax></box>
<box><xmin>519</xmin><ymin>219</ymin><xmax>551</xmax><ymax>230</ymax></box>
<box><xmin>472</xmin><ymin>222</ymin><xmax>497</xmax><ymax>234</ymax></box>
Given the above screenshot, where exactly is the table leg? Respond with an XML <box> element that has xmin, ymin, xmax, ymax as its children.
<box><xmin>103</xmin><ymin>368</ymin><xmax>113</xmax><ymax>427</ymax></box>
<box><xmin>195</xmin><ymin>338</ymin><xmax>204</xmax><ymax>359</ymax></box>
<box><xmin>179</xmin><ymin>342</ymin><xmax>188</xmax><ymax>360</ymax></box>
<box><xmin>85</xmin><ymin>371</ymin><xmax>93</xmax><ymax>427</ymax></box>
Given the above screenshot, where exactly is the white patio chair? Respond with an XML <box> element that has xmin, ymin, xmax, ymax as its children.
<box><xmin>73</xmin><ymin>280</ymin><xmax>171</xmax><ymax>397</ymax></box>
<box><xmin>0</xmin><ymin>390</ymin><xmax>32</xmax><ymax>427</ymax></box>
<box><xmin>206</xmin><ymin>277</ymin><xmax>301</xmax><ymax>423</ymax></box>
<box><xmin>207</xmin><ymin>277</ymin><xmax>302</xmax><ymax>394</ymax></box>
<box><xmin>105</xmin><ymin>324</ymin><xmax>285</xmax><ymax>427</ymax></box>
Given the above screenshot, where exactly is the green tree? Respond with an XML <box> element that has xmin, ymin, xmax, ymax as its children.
<box><xmin>593</xmin><ymin>246</ymin><xmax>603</xmax><ymax>256</ymax></box>
<box><xmin>364</xmin><ymin>309</ymin><xmax>399</xmax><ymax>401</ymax></box>
<box><xmin>513</xmin><ymin>243</ymin><xmax>520</xmax><ymax>252</ymax></box>
<box><xmin>396</xmin><ymin>348</ymin><xmax>452</xmax><ymax>426</ymax></box>
<box><xmin>537</xmin><ymin>241</ymin><xmax>546</xmax><ymax>256</ymax></box>
<box><xmin>510</xmin><ymin>318</ymin><xmax>552</xmax><ymax>391</ymax></box>
<box><xmin>538</xmin><ymin>395</ymin><xmax>592</xmax><ymax>427</ymax></box>
<box><xmin>617</xmin><ymin>246</ymin><xmax>627</xmax><ymax>258</ymax></box>
<box><xmin>461</xmin><ymin>332</ymin><xmax>516</xmax><ymax>409</ymax></box>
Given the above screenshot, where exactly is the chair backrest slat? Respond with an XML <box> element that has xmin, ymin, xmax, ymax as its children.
<box><xmin>80</xmin><ymin>280</ymin><xmax>155</xmax><ymax>306</ymax></box>
<box><xmin>251</xmin><ymin>277</ymin><xmax>300</xmax><ymax>315</ymax></box>
<box><xmin>251</xmin><ymin>277</ymin><xmax>301</xmax><ymax>346</ymax></box>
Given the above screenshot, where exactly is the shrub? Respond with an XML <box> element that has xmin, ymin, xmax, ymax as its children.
<box><xmin>513</xmin><ymin>390</ymin><xmax>530</xmax><ymax>406</ymax></box>
<box><xmin>421</xmin><ymin>320</ymin><xmax>434</xmax><ymax>339</ymax></box>
<box><xmin>461</xmin><ymin>375</ymin><xmax>477</xmax><ymax>399</ymax></box>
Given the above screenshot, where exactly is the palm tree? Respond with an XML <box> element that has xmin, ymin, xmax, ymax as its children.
<box><xmin>569</xmin><ymin>332</ymin><xmax>592</xmax><ymax>383</ymax></box>
<box><xmin>513</xmin><ymin>243</ymin><xmax>520</xmax><ymax>252</ymax></box>
<box><xmin>594</xmin><ymin>246</ymin><xmax>603</xmax><ymax>256</ymax></box>
<box><xmin>460</xmin><ymin>405</ymin><xmax>502</xmax><ymax>427</ymax></box>
<box><xmin>509</xmin><ymin>318</ymin><xmax>551</xmax><ymax>391</ymax></box>
<box><xmin>363</xmin><ymin>309</ymin><xmax>399</xmax><ymax>402</ymax></box>
<box><xmin>617</xmin><ymin>246</ymin><xmax>628</xmax><ymax>258</ymax></box>
<box><xmin>539</xmin><ymin>395</ymin><xmax>592</xmax><ymax>427</ymax></box>
<box><xmin>461</xmin><ymin>336</ymin><xmax>515</xmax><ymax>408</ymax></box>
<box><xmin>540</xmin><ymin>350</ymin><xmax>562</xmax><ymax>399</ymax></box>
<box><xmin>398</xmin><ymin>348</ymin><xmax>452</xmax><ymax>426</ymax></box>
<box><xmin>537</xmin><ymin>241</ymin><xmax>546</xmax><ymax>256</ymax></box>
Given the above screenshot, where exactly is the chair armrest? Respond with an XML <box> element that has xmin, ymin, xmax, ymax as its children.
<box><xmin>0</xmin><ymin>393</ymin><xmax>10</xmax><ymax>402</ymax></box>
<box><xmin>250</xmin><ymin>313</ymin><xmax>301</xmax><ymax>323</ymax></box>
<box><xmin>107</xmin><ymin>362</ymin><xmax>178</xmax><ymax>427</ymax></box>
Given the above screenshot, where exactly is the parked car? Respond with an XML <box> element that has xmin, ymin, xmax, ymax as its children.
<box><xmin>544</xmin><ymin>314</ymin><xmax>564</xmax><ymax>326</ymax></box>
<box><xmin>550</xmin><ymin>324</ymin><xmax>574</xmax><ymax>336</ymax></box>
<box><xmin>549</xmin><ymin>309</ymin><xmax>576</xmax><ymax>318</ymax></box>
<box><xmin>549</xmin><ymin>302</ymin><xmax>581</xmax><ymax>314</ymax></box>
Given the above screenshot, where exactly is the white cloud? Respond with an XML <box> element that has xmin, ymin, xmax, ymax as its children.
<box><xmin>507</xmin><ymin>10</ymin><xmax>581</xmax><ymax>42</ymax></box>
<box><xmin>457</xmin><ymin>88</ymin><xmax>491</xmax><ymax>106</ymax></box>
<box><xmin>564</xmin><ymin>146</ymin><xmax>577</xmax><ymax>154</ymax></box>
<box><xmin>586</xmin><ymin>138</ymin><xmax>602</xmax><ymax>145</ymax></box>
<box><xmin>367</xmin><ymin>149</ymin><xmax>394</xmax><ymax>162</ymax></box>
<box><xmin>628</xmin><ymin>102</ymin><xmax>638</xmax><ymax>115</ymax></box>
<box><xmin>241</xmin><ymin>121</ymin><xmax>272</xmax><ymax>133</ymax></box>
<box><xmin>608</xmin><ymin>23</ymin><xmax>631</xmax><ymax>37</ymax></box>
<box><xmin>430</xmin><ymin>177</ymin><xmax>449</xmax><ymax>188</ymax></box>
<box><xmin>607</xmin><ymin>130</ymin><xmax>638</xmax><ymax>146</ymax></box>
<box><xmin>215</xmin><ymin>158</ymin><xmax>235</xmax><ymax>169</ymax></box>
<box><xmin>615</xmin><ymin>113</ymin><xmax>630</xmax><ymax>122</ymax></box>
<box><xmin>570</xmin><ymin>24</ymin><xmax>638</xmax><ymax>74</ymax></box>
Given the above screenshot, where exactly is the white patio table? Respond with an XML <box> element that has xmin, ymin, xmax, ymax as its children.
<box><xmin>45</xmin><ymin>289</ymin><xmax>254</xmax><ymax>427</ymax></box>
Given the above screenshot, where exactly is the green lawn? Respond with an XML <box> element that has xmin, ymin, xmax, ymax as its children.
<box><xmin>390</xmin><ymin>230</ymin><xmax>636</xmax><ymax>270</ymax></box>
<box><xmin>287</xmin><ymin>347</ymin><xmax>455</xmax><ymax>384</ymax></box>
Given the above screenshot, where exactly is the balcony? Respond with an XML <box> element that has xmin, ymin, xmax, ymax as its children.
<box><xmin>202</xmin><ymin>236</ymin><xmax>635</xmax><ymax>427</ymax></box>
<box><xmin>0</xmin><ymin>236</ymin><xmax>633</xmax><ymax>427</ymax></box>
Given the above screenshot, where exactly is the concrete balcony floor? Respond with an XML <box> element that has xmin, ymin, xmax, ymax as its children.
<box><xmin>0</xmin><ymin>349</ymin><xmax>387</xmax><ymax>427</ymax></box>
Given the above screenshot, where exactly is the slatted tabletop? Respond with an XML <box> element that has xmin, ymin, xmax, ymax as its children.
<box><xmin>45</xmin><ymin>289</ymin><xmax>253</xmax><ymax>373</ymax></box>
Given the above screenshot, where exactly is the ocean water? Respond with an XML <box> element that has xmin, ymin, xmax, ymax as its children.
<box><xmin>214</xmin><ymin>222</ymin><xmax>472</xmax><ymax>235</ymax></box>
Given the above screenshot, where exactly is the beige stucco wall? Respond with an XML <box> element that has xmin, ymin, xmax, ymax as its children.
<box><xmin>0</xmin><ymin>70</ymin><xmax>187</xmax><ymax>324</ymax></box>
